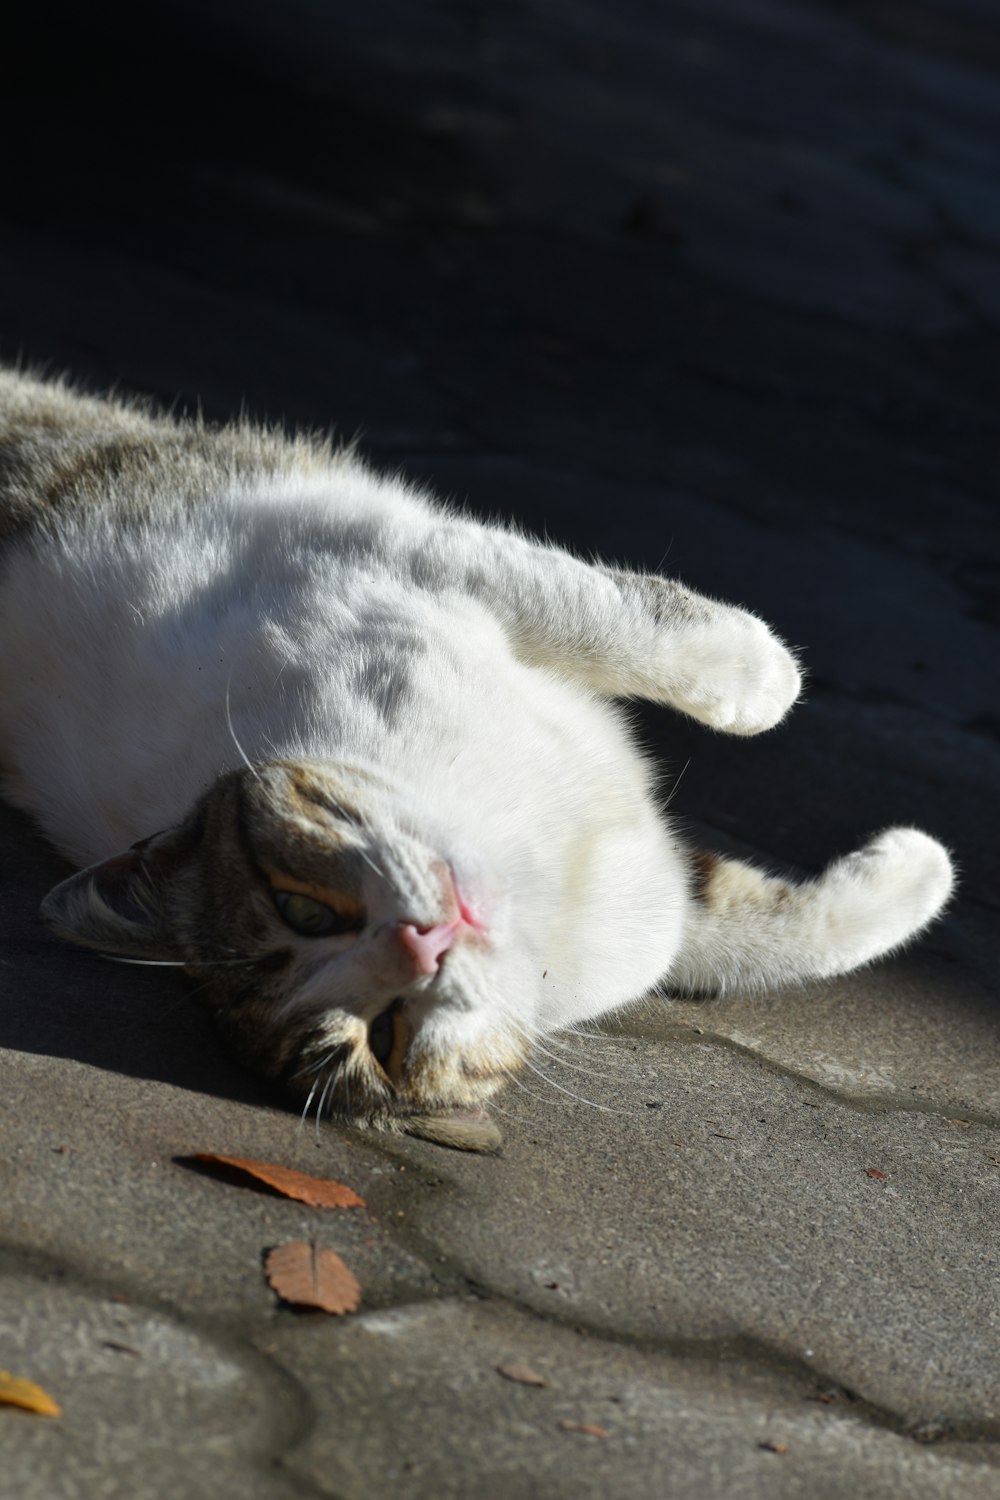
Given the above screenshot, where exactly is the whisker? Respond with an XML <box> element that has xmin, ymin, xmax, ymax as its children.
<box><xmin>356</xmin><ymin>845</ymin><xmax>389</xmax><ymax>882</ymax></box>
<box><xmin>292</xmin><ymin>1050</ymin><xmax>340</xmax><ymax>1081</ymax></box>
<box><xmin>528</xmin><ymin>1036</ymin><xmax>624</xmax><ymax>1080</ymax></box>
<box><xmin>477</xmin><ymin>1093</ymin><xmax>524</xmax><ymax>1124</ymax></box>
<box><xmin>502</xmin><ymin>1015</ymin><xmax>626</xmax><ymax>1080</ymax></box>
<box><xmin>552</xmin><ymin>1025</ymin><xmax>622</xmax><ymax>1043</ymax></box>
<box><xmin>662</xmin><ymin>756</ymin><xmax>691</xmax><ymax>810</ymax></box>
<box><xmin>518</xmin><ymin>1054</ymin><xmax>620</xmax><ymax>1114</ymax></box>
<box><xmin>225</xmin><ymin>671</ymin><xmax>260</xmax><ymax>781</ymax></box>
<box><xmin>498</xmin><ymin>1064</ymin><xmax>561</xmax><ymax>1109</ymax></box>
<box><xmin>99</xmin><ymin>953</ymin><xmax>258</xmax><ymax>969</ymax></box>
<box><xmin>297</xmin><ymin>1075</ymin><xmax>323</xmax><ymax>1131</ymax></box>
<box><xmin>315</xmin><ymin>1071</ymin><xmax>337</xmax><ymax>1139</ymax></box>
<box><xmin>99</xmin><ymin>955</ymin><xmax>187</xmax><ymax>968</ymax></box>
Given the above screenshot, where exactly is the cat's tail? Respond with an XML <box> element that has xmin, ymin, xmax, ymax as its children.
<box><xmin>669</xmin><ymin>827</ymin><xmax>954</xmax><ymax>995</ymax></box>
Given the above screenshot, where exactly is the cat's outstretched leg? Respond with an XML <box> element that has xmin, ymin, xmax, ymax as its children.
<box><xmin>409</xmin><ymin>524</ymin><xmax>800</xmax><ymax>733</ymax></box>
<box><xmin>669</xmin><ymin>828</ymin><xmax>954</xmax><ymax>994</ymax></box>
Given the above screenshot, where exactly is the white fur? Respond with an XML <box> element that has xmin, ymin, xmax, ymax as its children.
<box><xmin>0</xmin><ymin>451</ymin><xmax>954</xmax><ymax>1051</ymax></box>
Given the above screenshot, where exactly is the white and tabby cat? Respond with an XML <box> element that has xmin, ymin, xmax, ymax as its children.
<box><xmin>0</xmin><ymin>369</ymin><xmax>953</xmax><ymax>1146</ymax></box>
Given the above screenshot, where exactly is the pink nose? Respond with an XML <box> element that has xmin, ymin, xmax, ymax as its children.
<box><xmin>396</xmin><ymin>920</ymin><xmax>461</xmax><ymax>976</ymax></box>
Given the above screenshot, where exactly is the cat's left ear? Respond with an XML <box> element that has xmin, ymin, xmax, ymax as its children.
<box><xmin>39</xmin><ymin>829</ymin><xmax>190</xmax><ymax>960</ymax></box>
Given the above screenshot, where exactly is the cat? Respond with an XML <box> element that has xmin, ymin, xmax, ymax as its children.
<box><xmin>0</xmin><ymin>368</ymin><xmax>954</xmax><ymax>1149</ymax></box>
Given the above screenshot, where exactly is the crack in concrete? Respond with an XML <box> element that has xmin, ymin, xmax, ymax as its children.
<box><xmin>0</xmin><ymin>1240</ymin><xmax>327</xmax><ymax>1498</ymax></box>
<box><xmin>343</xmin><ymin>1278</ymin><xmax>1000</xmax><ymax>1456</ymax></box>
<box><xmin>655</xmin><ymin>1022</ymin><xmax>1000</xmax><ymax>1132</ymax></box>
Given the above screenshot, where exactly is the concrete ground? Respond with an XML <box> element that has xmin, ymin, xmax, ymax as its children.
<box><xmin>1</xmin><ymin>0</ymin><xmax>998</xmax><ymax>1495</ymax></box>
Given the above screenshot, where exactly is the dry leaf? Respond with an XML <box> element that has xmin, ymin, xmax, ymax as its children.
<box><xmin>497</xmin><ymin>1362</ymin><xmax>547</xmax><ymax>1387</ymax></box>
<box><xmin>759</xmin><ymin>1440</ymin><xmax>788</xmax><ymax>1455</ymax></box>
<box><xmin>190</xmin><ymin>1154</ymin><xmax>365</xmax><ymax>1209</ymax></box>
<box><xmin>864</xmin><ymin>1168</ymin><xmax>887</xmax><ymax>1180</ymax></box>
<box><xmin>558</xmin><ymin>1419</ymin><xmax>608</xmax><ymax>1437</ymax></box>
<box><xmin>0</xmin><ymin>1371</ymin><xmax>62</xmax><ymax>1418</ymax></box>
<box><xmin>949</xmin><ymin>1119</ymin><xmax>972</xmax><ymax>1130</ymax></box>
<box><xmin>265</xmin><ymin>1241</ymin><xmax>361</xmax><ymax>1314</ymax></box>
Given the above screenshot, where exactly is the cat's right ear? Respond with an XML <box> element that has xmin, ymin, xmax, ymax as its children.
<box><xmin>38</xmin><ymin>830</ymin><xmax>189</xmax><ymax>960</ymax></box>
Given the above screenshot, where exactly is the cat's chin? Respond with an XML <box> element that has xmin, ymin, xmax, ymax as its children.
<box><xmin>288</xmin><ymin>1061</ymin><xmax>510</xmax><ymax>1153</ymax></box>
<box><xmin>217</xmin><ymin>999</ymin><xmax>521</xmax><ymax>1147</ymax></box>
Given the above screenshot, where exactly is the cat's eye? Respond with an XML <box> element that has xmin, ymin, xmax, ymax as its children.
<box><xmin>273</xmin><ymin>889</ymin><xmax>361</xmax><ymax>938</ymax></box>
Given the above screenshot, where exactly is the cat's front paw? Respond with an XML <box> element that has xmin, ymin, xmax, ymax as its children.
<box><xmin>667</xmin><ymin>607</ymin><xmax>802</xmax><ymax>735</ymax></box>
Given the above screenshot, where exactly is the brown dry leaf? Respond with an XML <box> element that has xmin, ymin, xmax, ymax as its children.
<box><xmin>949</xmin><ymin>1119</ymin><xmax>972</xmax><ymax>1129</ymax></box>
<box><xmin>864</xmin><ymin>1168</ymin><xmax>887</xmax><ymax>1180</ymax></box>
<box><xmin>265</xmin><ymin>1241</ymin><xmax>362</xmax><ymax>1314</ymax></box>
<box><xmin>0</xmin><ymin>1371</ymin><xmax>62</xmax><ymax>1418</ymax></box>
<box><xmin>497</xmin><ymin>1362</ymin><xmax>547</xmax><ymax>1387</ymax></box>
<box><xmin>558</xmin><ymin>1419</ymin><xmax>608</xmax><ymax>1438</ymax></box>
<box><xmin>759</xmin><ymin>1440</ymin><xmax>788</xmax><ymax>1455</ymax></box>
<box><xmin>191</xmin><ymin>1154</ymin><xmax>364</xmax><ymax>1209</ymax></box>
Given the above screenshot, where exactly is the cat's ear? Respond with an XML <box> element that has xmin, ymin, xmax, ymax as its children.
<box><xmin>38</xmin><ymin>829</ymin><xmax>190</xmax><ymax>960</ymax></box>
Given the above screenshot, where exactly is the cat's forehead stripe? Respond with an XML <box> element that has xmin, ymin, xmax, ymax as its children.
<box><xmin>277</xmin><ymin>765</ymin><xmax>366</xmax><ymax>828</ymax></box>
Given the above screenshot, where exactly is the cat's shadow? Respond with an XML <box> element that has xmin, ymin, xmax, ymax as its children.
<box><xmin>0</xmin><ymin>801</ymin><xmax>272</xmax><ymax>1108</ymax></box>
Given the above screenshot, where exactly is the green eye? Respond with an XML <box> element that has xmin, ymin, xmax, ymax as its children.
<box><xmin>273</xmin><ymin>890</ymin><xmax>344</xmax><ymax>937</ymax></box>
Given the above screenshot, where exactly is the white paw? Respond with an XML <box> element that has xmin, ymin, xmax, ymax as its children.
<box><xmin>839</xmin><ymin>826</ymin><xmax>955</xmax><ymax>932</ymax></box>
<box><xmin>666</xmin><ymin>608</ymin><xmax>802</xmax><ymax>735</ymax></box>
<box><xmin>815</xmin><ymin>827</ymin><xmax>955</xmax><ymax>975</ymax></box>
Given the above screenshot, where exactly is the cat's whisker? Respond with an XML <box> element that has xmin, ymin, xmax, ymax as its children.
<box><xmin>356</xmin><ymin>845</ymin><xmax>389</xmax><ymax>883</ymax></box>
<box><xmin>528</xmin><ymin>1036</ymin><xmax>625</xmax><ymax>1080</ymax></box>
<box><xmin>297</xmin><ymin>1074</ymin><xmax>323</xmax><ymax>1131</ymax></box>
<box><xmin>552</xmin><ymin>1025</ymin><xmax>621</xmax><ymax>1043</ymax></box>
<box><xmin>292</xmin><ymin>1051</ymin><xmax>339</xmax><ymax>1081</ymax></box>
<box><xmin>99</xmin><ymin>953</ymin><xmax>258</xmax><ymax>969</ymax></box>
<box><xmin>502</xmin><ymin>1016</ymin><xmax>626</xmax><ymax>1080</ymax></box>
<box><xmin>98</xmin><ymin>955</ymin><xmax>187</xmax><ymax>967</ymax></box>
<box><xmin>517</xmin><ymin>1053</ymin><xmax>620</xmax><ymax>1114</ymax></box>
<box><xmin>661</xmin><ymin>756</ymin><xmax>691</xmax><ymax>810</ymax></box>
<box><xmin>224</xmin><ymin>671</ymin><xmax>260</xmax><ymax>782</ymax></box>
<box><xmin>498</xmin><ymin>1063</ymin><xmax>562</xmax><ymax>1110</ymax></box>
<box><xmin>315</xmin><ymin>1070</ymin><xmax>337</xmax><ymax>1136</ymax></box>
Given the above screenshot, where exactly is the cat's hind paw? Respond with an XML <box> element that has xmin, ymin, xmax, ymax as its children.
<box><xmin>665</xmin><ymin>608</ymin><xmax>803</xmax><ymax>735</ymax></box>
<box><xmin>825</xmin><ymin>826</ymin><xmax>956</xmax><ymax>960</ymax></box>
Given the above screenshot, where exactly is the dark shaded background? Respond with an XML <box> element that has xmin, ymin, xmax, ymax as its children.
<box><xmin>1</xmin><ymin>0</ymin><xmax>996</xmax><ymax>1085</ymax></box>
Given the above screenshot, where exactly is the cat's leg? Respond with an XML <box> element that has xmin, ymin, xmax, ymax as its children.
<box><xmin>669</xmin><ymin>828</ymin><xmax>954</xmax><ymax>993</ymax></box>
<box><xmin>410</xmin><ymin>525</ymin><xmax>800</xmax><ymax>734</ymax></box>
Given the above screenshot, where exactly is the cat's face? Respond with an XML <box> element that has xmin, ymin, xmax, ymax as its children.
<box><xmin>40</xmin><ymin>760</ymin><xmax>529</xmax><ymax>1137</ymax></box>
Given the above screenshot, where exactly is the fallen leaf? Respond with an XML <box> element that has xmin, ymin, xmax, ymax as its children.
<box><xmin>949</xmin><ymin>1119</ymin><xmax>972</xmax><ymax>1130</ymax></box>
<box><xmin>864</xmin><ymin>1168</ymin><xmax>887</xmax><ymax>1180</ymax></box>
<box><xmin>265</xmin><ymin>1241</ymin><xmax>361</xmax><ymax>1314</ymax></box>
<box><xmin>759</xmin><ymin>1440</ymin><xmax>787</xmax><ymax>1454</ymax></box>
<box><xmin>0</xmin><ymin>1372</ymin><xmax>62</xmax><ymax>1418</ymax></box>
<box><xmin>188</xmin><ymin>1154</ymin><xmax>365</xmax><ymax>1209</ymax></box>
<box><xmin>558</xmin><ymin>1419</ymin><xmax>608</xmax><ymax>1437</ymax></box>
<box><xmin>497</xmin><ymin>1362</ymin><xmax>547</xmax><ymax>1387</ymax></box>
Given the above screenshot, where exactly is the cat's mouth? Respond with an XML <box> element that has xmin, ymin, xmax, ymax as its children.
<box><xmin>282</xmin><ymin>996</ymin><xmax>520</xmax><ymax>1152</ymax></box>
<box><xmin>367</xmin><ymin>997</ymin><xmax>406</xmax><ymax>1078</ymax></box>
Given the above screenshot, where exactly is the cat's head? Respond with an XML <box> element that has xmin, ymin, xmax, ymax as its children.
<box><xmin>39</xmin><ymin>759</ymin><xmax>529</xmax><ymax>1143</ymax></box>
